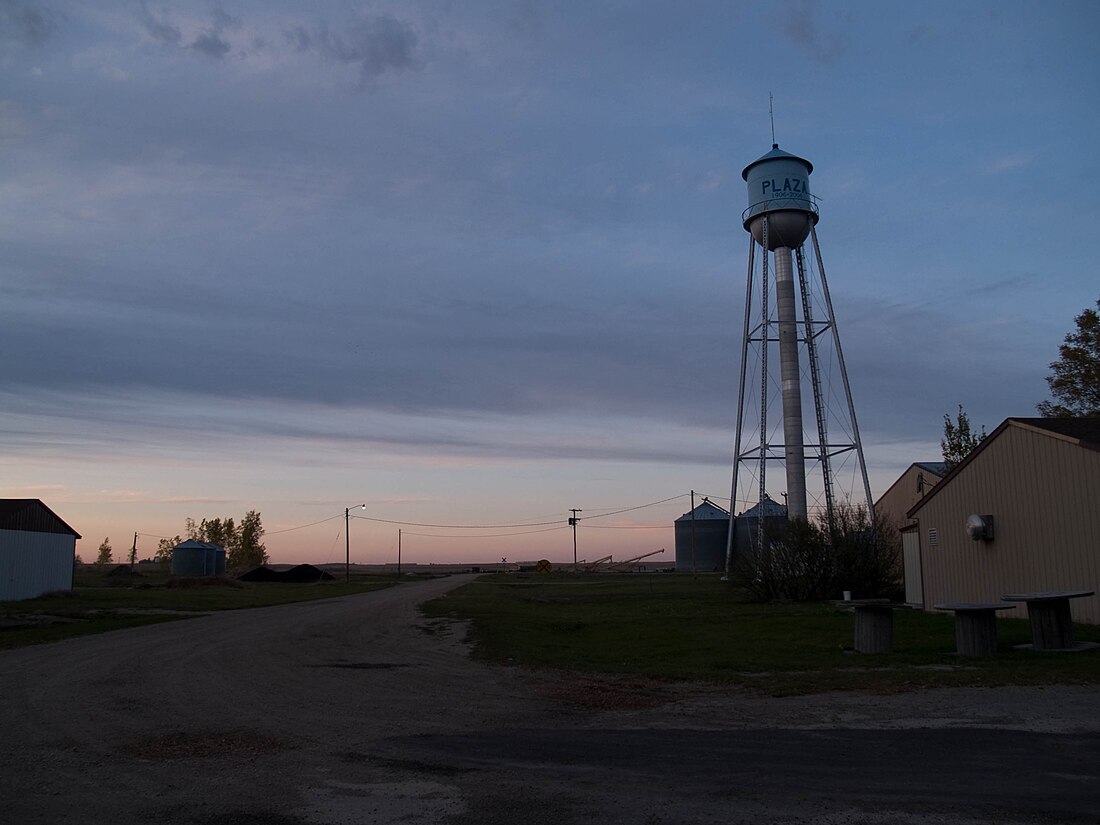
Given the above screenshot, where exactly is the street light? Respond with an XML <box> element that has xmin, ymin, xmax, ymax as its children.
<box><xmin>345</xmin><ymin>504</ymin><xmax>366</xmax><ymax>582</ymax></box>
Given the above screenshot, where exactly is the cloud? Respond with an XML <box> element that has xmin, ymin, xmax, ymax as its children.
<box><xmin>189</xmin><ymin>29</ymin><xmax>230</xmax><ymax>58</ymax></box>
<box><xmin>0</xmin><ymin>1</ymin><xmax>59</xmax><ymax>49</ymax></box>
<box><xmin>984</xmin><ymin>152</ymin><xmax>1031</xmax><ymax>175</ymax></box>
<box><xmin>136</xmin><ymin>2</ymin><xmax>181</xmax><ymax>48</ymax></box>
<box><xmin>188</xmin><ymin>4</ymin><xmax>239</xmax><ymax>59</ymax></box>
<box><xmin>136</xmin><ymin>2</ymin><xmax>240</xmax><ymax>59</ymax></box>
<box><xmin>287</xmin><ymin>14</ymin><xmax>420</xmax><ymax>87</ymax></box>
<box><xmin>775</xmin><ymin>0</ymin><xmax>847</xmax><ymax>64</ymax></box>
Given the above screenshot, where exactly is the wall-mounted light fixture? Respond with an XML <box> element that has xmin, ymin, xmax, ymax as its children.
<box><xmin>965</xmin><ymin>513</ymin><xmax>994</xmax><ymax>542</ymax></box>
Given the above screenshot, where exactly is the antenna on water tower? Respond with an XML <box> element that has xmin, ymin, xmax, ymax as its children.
<box><xmin>769</xmin><ymin>93</ymin><xmax>776</xmax><ymax>146</ymax></box>
<box><xmin>724</xmin><ymin>127</ymin><xmax>874</xmax><ymax>577</ymax></box>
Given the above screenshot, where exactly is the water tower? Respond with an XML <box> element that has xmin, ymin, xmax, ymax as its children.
<box><xmin>725</xmin><ymin>143</ymin><xmax>873</xmax><ymax>574</ymax></box>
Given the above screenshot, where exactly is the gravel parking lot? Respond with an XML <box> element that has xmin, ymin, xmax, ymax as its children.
<box><xmin>2</xmin><ymin>575</ymin><xmax>1097</xmax><ymax>824</ymax></box>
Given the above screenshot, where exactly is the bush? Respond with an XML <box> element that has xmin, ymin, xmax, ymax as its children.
<box><xmin>734</xmin><ymin>502</ymin><xmax>901</xmax><ymax>601</ymax></box>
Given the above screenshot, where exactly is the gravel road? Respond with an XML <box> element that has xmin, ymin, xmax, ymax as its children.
<box><xmin>2</xmin><ymin>575</ymin><xmax>1098</xmax><ymax>825</ymax></box>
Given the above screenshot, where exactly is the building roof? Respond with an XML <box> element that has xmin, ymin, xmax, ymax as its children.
<box><xmin>914</xmin><ymin>461</ymin><xmax>947</xmax><ymax>476</ymax></box>
<box><xmin>907</xmin><ymin>417</ymin><xmax>1100</xmax><ymax>518</ymax></box>
<box><xmin>1007</xmin><ymin>417</ymin><xmax>1100</xmax><ymax>448</ymax></box>
<box><xmin>0</xmin><ymin>499</ymin><xmax>81</xmax><ymax>538</ymax></box>
<box><xmin>873</xmin><ymin>461</ymin><xmax>945</xmax><ymax>510</ymax></box>
<box><xmin>675</xmin><ymin>498</ymin><xmax>730</xmax><ymax>522</ymax></box>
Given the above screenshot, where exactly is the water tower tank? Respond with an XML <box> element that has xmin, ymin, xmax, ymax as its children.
<box><xmin>742</xmin><ymin>144</ymin><xmax>818</xmax><ymax>250</ymax></box>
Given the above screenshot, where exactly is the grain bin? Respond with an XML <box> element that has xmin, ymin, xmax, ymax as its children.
<box><xmin>170</xmin><ymin>540</ymin><xmax>223</xmax><ymax>576</ymax></box>
<box><xmin>674</xmin><ymin>498</ymin><xmax>730</xmax><ymax>573</ymax></box>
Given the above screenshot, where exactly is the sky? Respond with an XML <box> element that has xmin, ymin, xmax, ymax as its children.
<box><xmin>2</xmin><ymin>0</ymin><xmax>1098</xmax><ymax>566</ymax></box>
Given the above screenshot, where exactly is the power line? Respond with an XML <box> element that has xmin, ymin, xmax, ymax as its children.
<box><xmin>401</xmin><ymin>525</ymin><xmax>567</xmax><ymax>539</ymax></box>
<box><xmin>579</xmin><ymin>493</ymin><xmax>689</xmax><ymax>521</ymax></box>
<box><xmin>266</xmin><ymin>514</ymin><xmax>342</xmax><ymax>535</ymax></box>
<box><xmin>147</xmin><ymin>493</ymin><xmax>690</xmax><ymax>545</ymax></box>
<box><xmin>584</xmin><ymin>524</ymin><xmax>669</xmax><ymax>530</ymax></box>
<box><xmin>349</xmin><ymin>517</ymin><xmax>567</xmax><ymax>530</ymax></box>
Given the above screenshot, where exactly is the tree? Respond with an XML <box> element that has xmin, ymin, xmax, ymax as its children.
<box><xmin>1037</xmin><ymin>296</ymin><xmax>1100</xmax><ymax>417</ymax></box>
<box><xmin>195</xmin><ymin>517</ymin><xmax>237</xmax><ymax>555</ymax></box>
<box><xmin>230</xmin><ymin>510</ymin><xmax>267</xmax><ymax>571</ymax></box>
<box><xmin>95</xmin><ymin>538</ymin><xmax>113</xmax><ymax>567</ymax></box>
<box><xmin>162</xmin><ymin>511</ymin><xmax>267</xmax><ymax>572</ymax></box>
<box><xmin>941</xmin><ymin>405</ymin><xmax>986</xmax><ymax>471</ymax></box>
<box><xmin>155</xmin><ymin>535</ymin><xmax>181</xmax><ymax>566</ymax></box>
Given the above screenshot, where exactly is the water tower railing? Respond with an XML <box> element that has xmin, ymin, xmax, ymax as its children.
<box><xmin>742</xmin><ymin>195</ymin><xmax>820</xmax><ymax>224</ymax></box>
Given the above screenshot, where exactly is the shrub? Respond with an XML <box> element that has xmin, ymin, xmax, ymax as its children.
<box><xmin>734</xmin><ymin>502</ymin><xmax>901</xmax><ymax>601</ymax></box>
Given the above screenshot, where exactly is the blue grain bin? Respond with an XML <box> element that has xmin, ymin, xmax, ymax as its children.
<box><xmin>214</xmin><ymin>547</ymin><xmax>226</xmax><ymax>575</ymax></box>
<box><xmin>171</xmin><ymin>540</ymin><xmax>223</xmax><ymax>576</ymax></box>
<box><xmin>742</xmin><ymin>144</ymin><xmax>818</xmax><ymax>250</ymax></box>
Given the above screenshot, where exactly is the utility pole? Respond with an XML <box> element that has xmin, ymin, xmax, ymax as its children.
<box><xmin>690</xmin><ymin>490</ymin><xmax>697</xmax><ymax>579</ymax></box>
<box><xmin>130</xmin><ymin>532</ymin><xmax>138</xmax><ymax>572</ymax></box>
<box><xmin>345</xmin><ymin>504</ymin><xmax>365</xmax><ymax>583</ymax></box>
<box><xmin>569</xmin><ymin>508</ymin><xmax>582</xmax><ymax>566</ymax></box>
<box><xmin>397</xmin><ymin>528</ymin><xmax>402</xmax><ymax>577</ymax></box>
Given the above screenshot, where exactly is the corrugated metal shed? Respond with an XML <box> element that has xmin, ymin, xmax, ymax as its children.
<box><xmin>0</xmin><ymin>499</ymin><xmax>80</xmax><ymax>601</ymax></box>
<box><xmin>908</xmin><ymin>418</ymin><xmax>1100</xmax><ymax>624</ymax></box>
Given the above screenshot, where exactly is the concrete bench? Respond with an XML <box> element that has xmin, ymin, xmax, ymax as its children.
<box><xmin>933</xmin><ymin>603</ymin><xmax>1014</xmax><ymax>656</ymax></box>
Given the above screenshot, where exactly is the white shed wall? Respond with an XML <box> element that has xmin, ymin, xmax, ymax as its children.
<box><xmin>0</xmin><ymin>529</ymin><xmax>75</xmax><ymax>601</ymax></box>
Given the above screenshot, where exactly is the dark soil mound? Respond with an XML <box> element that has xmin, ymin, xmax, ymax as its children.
<box><xmin>281</xmin><ymin>564</ymin><xmax>335</xmax><ymax>583</ymax></box>
<box><xmin>237</xmin><ymin>564</ymin><xmax>334</xmax><ymax>583</ymax></box>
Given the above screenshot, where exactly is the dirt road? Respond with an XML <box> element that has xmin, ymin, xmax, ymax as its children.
<box><xmin>2</xmin><ymin>575</ymin><xmax>1098</xmax><ymax>824</ymax></box>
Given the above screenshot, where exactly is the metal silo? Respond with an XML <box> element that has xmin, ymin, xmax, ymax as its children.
<box><xmin>674</xmin><ymin>498</ymin><xmax>730</xmax><ymax>573</ymax></box>
<box><xmin>725</xmin><ymin>141</ymin><xmax>873</xmax><ymax>577</ymax></box>
<box><xmin>171</xmin><ymin>541</ymin><xmax>206</xmax><ymax>576</ymax></box>
<box><xmin>170</xmin><ymin>540</ymin><xmax>223</xmax><ymax>576</ymax></box>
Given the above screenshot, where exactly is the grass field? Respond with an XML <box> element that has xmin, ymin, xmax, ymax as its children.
<box><xmin>420</xmin><ymin>573</ymin><xmax>1100</xmax><ymax>695</ymax></box>
<box><xmin>0</xmin><ymin>567</ymin><xmax>400</xmax><ymax>650</ymax></box>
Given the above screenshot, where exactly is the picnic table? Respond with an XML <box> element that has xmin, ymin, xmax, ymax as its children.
<box><xmin>834</xmin><ymin>599</ymin><xmax>902</xmax><ymax>654</ymax></box>
<box><xmin>1001</xmin><ymin>590</ymin><xmax>1095</xmax><ymax>651</ymax></box>
<box><xmin>933</xmin><ymin>603</ymin><xmax>1014</xmax><ymax>656</ymax></box>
